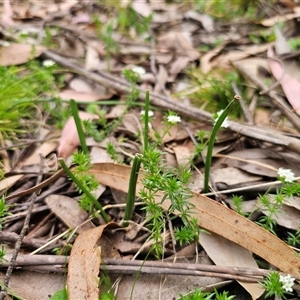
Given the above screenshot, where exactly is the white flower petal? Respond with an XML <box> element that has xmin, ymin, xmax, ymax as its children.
<box><xmin>43</xmin><ymin>59</ymin><xmax>56</xmax><ymax>67</ymax></box>
<box><xmin>132</xmin><ymin>66</ymin><xmax>146</xmax><ymax>76</ymax></box>
<box><xmin>277</xmin><ymin>168</ymin><xmax>295</xmax><ymax>182</ymax></box>
<box><xmin>167</xmin><ymin>115</ymin><xmax>181</xmax><ymax>124</ymax></box>
<box><xmin>140</xmin><ymin>110</ymin><xmax>154</xmax><ymax>117</ymax></box>
<box><xmin>213</xmin><ymin>109</ymin><xmax>229</xmax><ymax>128</ymax></box>
<box><xmin>280</xmin><ymin>274</ymin><xmax>295</xmax><ymax>292</ymax></box>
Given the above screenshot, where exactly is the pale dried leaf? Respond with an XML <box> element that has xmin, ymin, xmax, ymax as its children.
<box><xmin>72</xmin><ymin>12</ymin><xmax>91</xmax><ymax>24</ymax></box>
<box><xmin>69</xmin><ymin>78</ymin><xmax>94</xmax><ymax>93</ymax></box>
<box><xmin>274</xmin><ymin>26</ymin><xmax>290</xmax><ymax>55</ymax></box>
<box><xmin>169</xmin><ymin>56</ymin><xmax>190</xmax><ymax>81</ymax></box>
<box><xmin>115</xmin><ymin>257</ymin><xmax>223</xmax><ymax>299</ymax></box>
<box><xmin>89</xmin><ymin>147</ymin><xmax>114</xmax><ymax>164</ymax></box>
<box><xmin>45</xmin><ymin>195</ymin><xmax>95</xmax><ymax>233</ymax></box>
<box><xmin>214</xmin><ymin>149</ymin><xmax>300</xmax><ymax>178</ymax></box>
<box><xmin>211</xmin><ymin>167</ymin><xmax>262</xmax><ymax>188</ymax></box>
<box><xmin>67</xmin><ymin>223</ymin><xmax>119</xmax><ymax>300</ymax></box>
<box><xmin>200</xmin><ymin>233</ymin><xmax>264</xmax><ymax>299</ymax></box>
<box><xmin>105</xmin><ymin>105</ymin><xmax>127</xmax><ymax>119</ymax></box>
<box><xmin>268</xmin><ymin>47</ymin><xmax>300</xmax><ymax>114</ymax></box>
<box><xmin>254</xmin><ymin>109</ymin><xmax>271</xmax><ymax>124</ymax></box>
<box><xmin>85</xmin><ymin>45</ymin><xmax>102</xmax><ymax>71</ymax></box>
<box><xmin>57</xmin><ymin>111</ymin><xmax>99</xmax><ymax>158</ymax></box>
<box><xmin>200</xmin><ymin>42</ymin><xmax>227</xmax><ymax>74</ymax></box>
<box><xmin>260</xmin><ymin>7</ymin><xmax>300</xmax><ymax>26</ymax></box>
<box><xmin>209</xmin><ymin>43</ymin><xmax>271</xmax><ymax>72</ymax></box>
<box><xmin>184</xmin><ymin>11</ymin><xmax>214</xmax><ymax>32</ymax></box>
<box><xmin>0</xmin><ymin>44</ymin><xmax>45</xmax><ymax>66</ymax></box>
<box><xmin>2</xmin><ymin>0</ymin><xmax>15</xmax><ymax>27</ymax></box>
<box><xmin>154</xmin><ymin>64</ymin><xmax>168</xmax><ymax>93</ymax></box>
<box><xmin>0</xmin><ymin>271</ymin><xmax>65</xmax><ymax>300</ymax></box>
<box><xmin>156</xmin><ymin>32</ymin><xmax>199</xmax><ymax>60</ymax></box>
<box><xmin>256</xmin><ymin>195</ymin><xmax>300</xmax><ymax>230</ymax></box>
<box><xmin>172</xmin><ymin>144</ymin><xmax>194</xmax><ymax>169</ymax></box>
<box><xmin>60</xmin><ymin>89</ymin><xmax>112</xmax><ymax>102</ymax></box>
<box><xmin>121</xmin><ymin>113</ymin><xmax>140</xmax><ymax>136</ymax></box>
<box><xmin>132</xmin><ymin>0</ymin><xmax>152</xmax><ymax>17</ymax></box>
<box><xmin>0</xmin><ymin>141</ymin><xmax>58</xmax><ymax>193</ymax></box>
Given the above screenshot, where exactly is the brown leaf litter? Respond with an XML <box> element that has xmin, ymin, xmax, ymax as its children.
<box><xmin>1</xmin><ymin>1</ymin><xmax>300</xmax><ymax>299</ymax></box>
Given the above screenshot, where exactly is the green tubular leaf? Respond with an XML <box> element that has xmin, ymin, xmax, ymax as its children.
<box><xmin>70</xmin><ymin>99</ymin><xmax>89</xmax><ymax>156</ymax></box>
<box><xmin>203</xmin><ymin>96</ymin><xmax>239</xmax><ymax>193</ymax></box>
<box><xmin>123</xmin><ymin>154</ymin><xmax>142</xmax><ymax>226</ymax></box>
<box><xmin>143</xmin><ymin>90</ymin><xmax>150</xmax><ymax>152</ymax></box>
<box><xmin>59</xmin><ymin>158</ymin><xmax>109</xmax><ymax>222</ymax></box>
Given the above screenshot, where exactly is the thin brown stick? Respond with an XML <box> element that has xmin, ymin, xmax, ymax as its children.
<box><xmin>105</xmin><ymin>265</ymin><xmax>260</xmax><ymax>282</ymax></box>
<box><xmin>5</xmin><ymin>168</ymin><xmax>65</xmax><ymax>201</ymax></box>
<box><xmin>2</xmin><ymin>254</ymin><xmax>300</xmax><ymax>281</ymax></box>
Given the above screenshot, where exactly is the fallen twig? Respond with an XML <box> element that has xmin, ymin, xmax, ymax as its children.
<box><xmin>2</xmin><ymin>254</ymin><xmax>300</xmax><ymax>282</ymax></box>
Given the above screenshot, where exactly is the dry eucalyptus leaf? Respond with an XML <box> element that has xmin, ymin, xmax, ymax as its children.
<box><xmin>260</xmin><ymin>7</ymin><xmax>300</xmax><ymax>26</ymax></box>
<box><xmin>0</xmin><ymin>44</ymin><xmax>45</xmax><ymax>66</ymax></box>
<box><xmin>0</xmin><ymin>141</ymin><xmax>58</xmax><ymax>193</ymax></box>
<box><xmin>214</xmin><ymin>148</ymin><xmax>300</xmax><ymax>178</ymax></box>
<box><xmin>57</xmin><ymin>111</ymin><xmax>99</xmax><ymax>158</ymax></box>
<box><xmin>69</xmin><ymin>78</ymin><xmax>94</xmax><ymax>93</ymax></box>
<box><xmin>0</xmin><ymin>271</ymin><xmax>65</xmax><ymax>300</ymax></box>
<box><xmin>274</xmin><ymin>26</ymin><xmax>291</xmax><ymax>55</ymax></box>
<box><xmin>268</xmin><ymin>47</ymin><xmax>300</xmax><ymax>114</ymax></box>
<box><xmin>200</xmin><ymin>232</ymin><xmax>264</xmax><ymax>299</ymax></box>
<box><xmin>211</xmin><ymin>167</ymin><xmax>262</xmax><ymax>188</ymax></box>
<box><xmin>114</xmin><ymin>256</ymin><xmax>223</xmax><ymax>300</ymax></box>
<box><xmin>85</xmin><ymin>45</ymin><xmax>102</xmax><ymax>71</ymax></box>
<box><xmin>67</xmin><ymin>223</ymin><xmax>119</xmax><ymax>300</ymax></box>
<box><xmin>45</xmin><ymin>195</ymin><xmax>95</xmax><ymax>233</ymax></box>
<box><xmin>256</xmin><ymin>195</ymin><xmax>300</xmax><ymax>230</ymax></box>
<box><xmin>60</xmin><ymin>89</ymin><xmax>112</xmax><ymax>102</ymax></box>
<box><xmin>173</xmin><ymin>144</ymin><xmax>194</xmax><ymax>169</ymax></box>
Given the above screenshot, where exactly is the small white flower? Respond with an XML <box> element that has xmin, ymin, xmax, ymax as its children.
<box><xmin>140</xmin><ymin>110</ymin><xmax>154</xmax><ymax>117</ymax></box>
<box><xmin>277</xmin><ymin>168</ymin><xmax>295</xmax><ymax>183</ymax></box>
<box><xmin>43</xmin><ymin>59</ymin><xmax>56</xmax><ymax>67</ymax></box>
<box><xmin>132</xmin><ymin>66</ymin><xmax>146</xmax><ymax>76</ymax></box>
<box><xmin>280</xmin><ymin>274</ymin><xmax>295</xmax><ymax>292</ymax></box>
<box><xmin>213</xmin><ymin>110</ymin><xmax>229</xmax><ymax>128</ymax></box>
<box><xmin>167</xmin><ymin>115</ymin><xmax>181</xmax><ymax>124</ymax></box>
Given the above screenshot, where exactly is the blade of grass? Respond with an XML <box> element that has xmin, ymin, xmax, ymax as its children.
<box><xmin>59</xmin><ymin>158</ymin><xmax>109</xmax><ymax>223</ymax></box>
<box><xmin>70</xmin><ymin>99</ymin><xmax>89</xmax><ymax>156</ymax></box>
<box><xmin>122</xmin><ymin>154</ymin><xmax>142</xmax><ymax>227</ymax></box>
<box><xmin>204</xmin><ymin>95</ymin><xmax>240</xmax><ymax>193</ymax></box>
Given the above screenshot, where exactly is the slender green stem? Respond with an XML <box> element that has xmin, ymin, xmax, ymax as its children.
<box><xmin>204</xmin><ymin>96</ymin><xmax>239</xmax><ymax>193</ymax></box>
<box><xmin>70</xmin><ymin>99</ymin><xmax>89</xmax><ymax>156</ymax></box>
<box><xmin>123</xmin><ymin>154</ymin><xmax>142</xmax><ymax>227</ymax></box>
<box><xmin>143</xmin><ymin>91</ymin><xmax>150</xmax><ymax>152</ymax></box>
<box><xmin>59</xmin><ymin>158</ymin><xmax>110</xmax><ymax>223</ymax></box>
